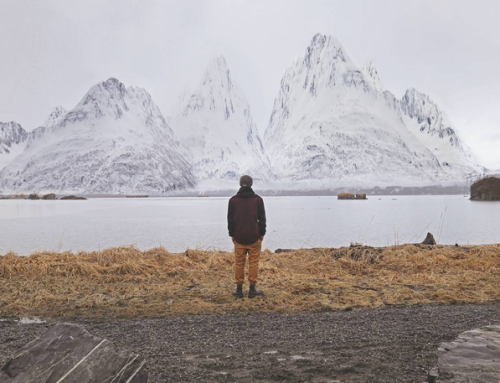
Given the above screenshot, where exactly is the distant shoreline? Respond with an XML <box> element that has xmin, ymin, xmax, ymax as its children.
<box><xmin>0</xmin><ymin>184</ymin><xmax>473</xmax><ymax>198</ymax></box>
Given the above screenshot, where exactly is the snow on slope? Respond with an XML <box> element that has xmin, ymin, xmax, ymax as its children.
<box><xmin>43</xmin><ymin>106</ymin><xmax>67</xmax><ymax>129</ymax></box>
<box><xmin>0</xmin><ymin>78</ymin><xmax>195</xmax><ymax>194</ymax></box>
<box><xmin>362</xmin><ymin>61</ymin><xmax>384</xmax><ymax>92</ymax></box>
<box><xmin>264</xmin><ymin>34</ymin><xmax>480</xmax><ymax>188</ymax></box>
<box><xmin>400</xmin><ymin>88</ymin><xmax>484</xmax><ymax>178</ymax></box>
<box><xmin>171</xmin><ymin>56</ymin><xmax>273</xmax><ymax>190</ymax></box>
<box><xmin>23</xmin><ymin>106</ymin><xmax>69</xmax><ymax>150</ymax></box>
<box><xmin>0</xmin><ymin>122</ymin><xmax>29</xmax><ymax>170</ymax></box>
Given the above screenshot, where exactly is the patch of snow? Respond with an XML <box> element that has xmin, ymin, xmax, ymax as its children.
<box><xmin>18</xmin><ymin>317</ymin><xmax>46</xmax><ymax>324</ymax></box>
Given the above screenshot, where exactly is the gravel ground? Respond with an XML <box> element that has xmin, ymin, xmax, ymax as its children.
<box><xmin>1</xmin><ymin>303</ymin><xmax>499</xmax><ymax>382</ymax></box>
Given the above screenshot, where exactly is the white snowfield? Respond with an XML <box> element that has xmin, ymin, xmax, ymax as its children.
<box><xmin>0</xmin><ymin>34</ymin><xmax>487</xmax><ymax>194</ymax></box>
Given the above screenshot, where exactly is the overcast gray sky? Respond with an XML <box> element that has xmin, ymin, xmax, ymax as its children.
<box><xmin>1</xmin><ymin>0</ymin><xmax>499</xmax><ymax>168</ymax></box>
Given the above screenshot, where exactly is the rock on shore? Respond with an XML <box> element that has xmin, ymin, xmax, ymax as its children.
<box><xmin>433</xmin><ymin>325</ymin><xmax>500</xmax><ymax>382</ymax></box>
<box><xmin>0</xmin><ymin>323</ymin><xmax>147</xmax><ymax>383</ymax></box>
<box><xmin>470</xmin><ymin>177</ymin><xmax>500</xmax><ymax>201</ymax></box>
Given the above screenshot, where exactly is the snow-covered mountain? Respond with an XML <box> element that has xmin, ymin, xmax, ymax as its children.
<box><xmin>0</xmin><ymin>78</ymin><xmax>195</xmax><ymax>194</ymax></box>
<box><xmin>1</xmin><ymin>36</ymin><xmax>485</xmax><ymax>194</ymax></box>
<box><xmin>0</xmin><ymin>122</ymin><xmax>29</xmax><ymax>170</ymax></box>
<box><xmin>264</xmin><ymin>33</ymin><xmax>482</xmax><ymax>188</ymax></box>
<box><xmin>400</xmin><ymin>88</ymin><xmax>482</xmax><ymax>178</ymax></box>
<box><xmin>171</xmin><ymin>56</ymin><xmax>273</xmax><ymax>189</ymax></box>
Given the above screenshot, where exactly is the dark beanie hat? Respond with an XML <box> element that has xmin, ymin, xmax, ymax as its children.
<box><xmin>240</xmin><ymin>175</ymin><xmax>253</xmax><ymax>187</ymax></box>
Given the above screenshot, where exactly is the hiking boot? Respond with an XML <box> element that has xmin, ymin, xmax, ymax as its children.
<box><xmin>232</xmin><ymin>284</ymin><xmax>243</xmax><ymax>299</ymax></box>
<box><xmin>248</xmin><ymin>284</ymin><xmax>264</xmax><ymax>299</ymax></box>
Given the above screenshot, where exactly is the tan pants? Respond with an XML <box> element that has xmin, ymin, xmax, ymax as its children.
<box><xmin>233</xmin><ymin>239</ymin><xmax>262</xmax><ymax>284</ymax></box>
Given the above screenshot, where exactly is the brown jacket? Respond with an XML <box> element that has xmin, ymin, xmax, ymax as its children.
<box><xmin>227</xmin><ymin>187</ymin><xmax>266</xmax><ymax>245</ymax></box>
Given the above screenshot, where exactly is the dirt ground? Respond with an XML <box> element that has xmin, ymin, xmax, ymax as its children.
<box><xmin>1</xmin><ymin>303</ymin><xmax>500</xmax><ymax>382</ymax></box>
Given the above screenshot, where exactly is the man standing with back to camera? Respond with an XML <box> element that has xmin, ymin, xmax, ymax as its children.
<box><xmin>227</xmin><ymin>175</ymin><xmax>266</xmax><ymax>298</ymax></box>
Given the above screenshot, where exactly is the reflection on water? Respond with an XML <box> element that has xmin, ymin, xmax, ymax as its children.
<box><xmin>0</xmin><ymin>196</ymin><xmax>499</xmax><ymax>255</ymax></box>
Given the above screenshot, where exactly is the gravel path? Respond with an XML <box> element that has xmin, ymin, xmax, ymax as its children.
<box><xmin>1</xmin><ymin>303</ymin><xmax>499</xmax><ymax>382</ymax></box>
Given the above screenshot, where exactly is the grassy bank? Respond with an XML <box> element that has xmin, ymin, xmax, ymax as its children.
<box><xmin>1</xmin><ymin>244</ymin><xmax>499</xmax><ymax>317</ymax></box>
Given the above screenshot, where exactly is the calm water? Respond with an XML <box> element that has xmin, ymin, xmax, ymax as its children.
<box><xmin>0</xmin><ymin>196</ymin><xmax>499</xmax><ymax>255</ymax></box>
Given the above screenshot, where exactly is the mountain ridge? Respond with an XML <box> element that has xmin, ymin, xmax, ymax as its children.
<box><xmin>0</xmin><ymin>78</ymin><xmax>195</xmax><ymax>194</ymax></box>
<box><xmin>0</xmin><ymin>34</ymin><xmax>487</xmax><ymax>194</ymax></box>
<box><xmin>0</xmin><ymin>121</ymin><xmax>29</xmax><ymax>170</ymax></box>
<box><xmin>263</xmin><ymin>33</ymin><xmax>484</xmax><ymax>189</ymax></box>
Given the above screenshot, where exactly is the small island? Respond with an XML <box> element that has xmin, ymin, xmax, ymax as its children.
<box><xmin>60</xmin><ymin>195</ymin><xmax>87</xmax><ymax>200</ymax></box>
<box><xmin>22</xmin><ymin>193</ymin><xmax>87</xmax><ymax>200</ymax></box>
<box><xmin>338</xmin><ymin>193</ymin><xmax>367</xmax><ymax>200</ymax></box>
<box><xmin>470</xmin><ymin>177</ymin><xmax>500</xmax><ymax>201</ymax></box>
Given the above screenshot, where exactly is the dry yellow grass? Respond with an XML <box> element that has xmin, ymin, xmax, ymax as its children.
<box><xmin>1</xmin><ymin>244</ymin><xmax>499</xmax><ymax>317</ymax></box>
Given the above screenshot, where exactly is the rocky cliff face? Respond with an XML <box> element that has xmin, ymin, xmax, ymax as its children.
<box><xmin>0</xmin><ymin>121</ymin><xmax>29</xmax><ymax>169</ymax></box>
<box><xmin>400</xmin><ymin>88</ymin><xmax>482</xmax><ymax>177</ymax></box>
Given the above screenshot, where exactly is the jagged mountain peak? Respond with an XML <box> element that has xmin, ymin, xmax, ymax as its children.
<box><xmin>0</xmin><ymin>121</ymin><xmax>29</xmax><ymax>169</ymax></box>
<box><xmin>403</xmin><ymin>87</ymin><xmax>431</xmax><ymax>103</ymax></box>
<box><xmin>362</xmin><ymin>61</ymin><xmax>384</xmax><ymax>92</ymax></box>
<box><xmin>87</xmin><ymin>77</ymin><xmax>143</xmax><ymax>101</ymax></box>
<box><xmin>268</xmin><ymin>32</ymin><xmax>379</xmax><ymax>109</ymax></box>
<box><xmin>0</xmin><ymin>121</ymin><xmax>24</xmax><ymax>131</ymax></box>
<box><xmin>303</xmin><ymin>33</ymin><xmax>350</xmax><ymax>72</ymax></box>
<box><xmin>78</xmin><ymin>77</ymin><xmax>155</xmax><ymax>108</ymax></box>
<box><xmin>171</xmin><ymin>56</ymin><xmax>273</xmax><ymax>186</ymax></box>
<box><xmin>401</xmin><ymin>88</ymin><xmax>446</xmax><ymax>124</ymax></box>
<box><xmin>206</xmin><ymin>55</ymin><xmax>229</xmax><ymax>72</ymax></box>
<box><xmin>308</xmin><ymin>34</ymin><xmax>345</xmax><ymax>55</ymax></box>
<box><xmin>0</xmin><ymin>121</ymin><xmax>26</xmax><ymax>144</ymax></box>
<box><xmin>65</xmin><ymin>77</ymin><xmax>169</xmax><ymax>127</ymax></box>
<box><xmin>266</xmin><ymin>33</ymin><xmax>372</xmax><ymax>144</ymax></box>
<box><xmin>399</xmin><ymin>87</ymin><xmax>481</xmax><ymax>174</ymax></box>
<box><xmin>43</xmin><ymin>106</ymin><xmax>67</xmax><ymax>129</ymax></box>
<box><xmin>51</xmin><ymin>105</ymin><xmax>67</xmax><ymax>115</ymax></box>
<box><xmin>202</xmin><ymin>56</ymin><xmax>232</xmax><ymax>91</ymax></box>
<box><xmin>74</xmin><ymin>77</ymin><xmax>129</xmax><ymax>120</ymax></box>
<box><xmin>99</xmin><ymin>77</ymin><xmax>127</xmax><ymax>97</ymax></box>
<box><xmin>180</xmin><ymin>55</ymin><xmax>247</xmax><ymax>121</ymax></box>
